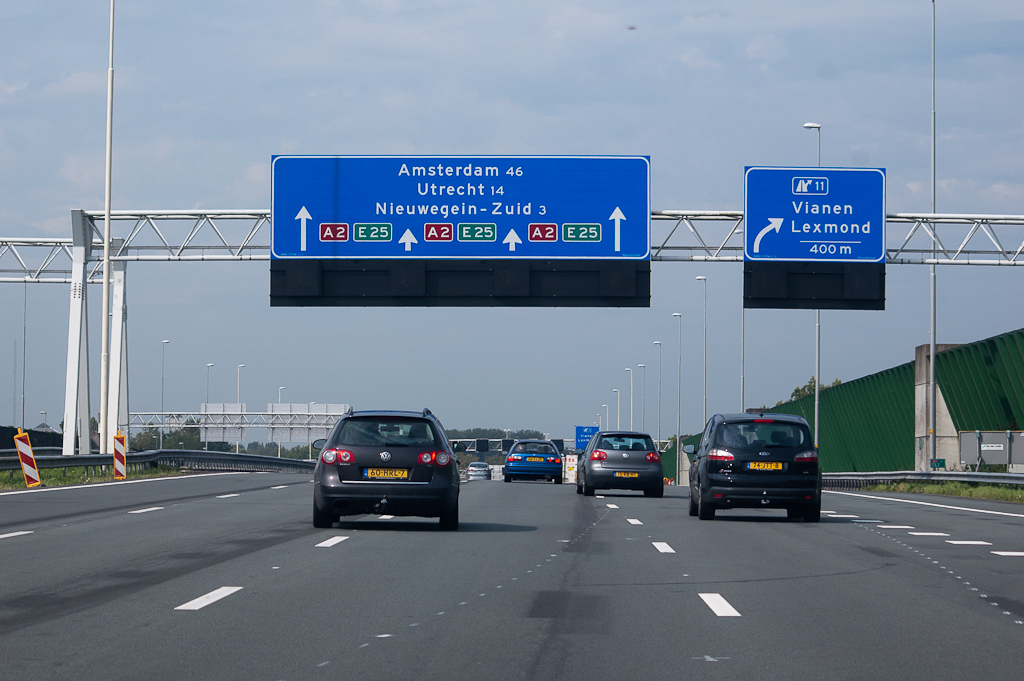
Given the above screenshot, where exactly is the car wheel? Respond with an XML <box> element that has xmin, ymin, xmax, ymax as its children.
<box><xmin>583</xmin><ymin>480</ymin><xmax>595</xmax><ymax>496</ymax></box>
<box><xmin>439</xmin><ymin>500</ymin><xmax>459</xmax><ymax>531</ymax></box>
<box><xmin>688</xmin><ymin>490</ymin><xmax>698</xmax><ymax>516</ymax></box>
<box><xmin>787</xmin><ymin>507</ymin><xmax>802</xmax><ymax>520</ymax></box>
<box><xmin>313</xmin><ymin>500</ymin><xmax>333</xmax><ymax>528</ymax></box>
<box><xmin>575</xmin><ymin>482</ymin><xmax>582</xmax><ymax>494</ymax></box>
<box><xmin>646</xmin><ymin>485</ymin><xmax>664</xmax><ymax>498</ymax></box>
<box><xmin>554</xmin><ymin>477</ymin><xmax>563</xmax><ymax>484</ymax></box>
<box><xmin>697</xmin><ymin>484</ymin><xmax>715</xmax><ymax>520</ymax></box>
<box><xmin>803</xmin><ymin>501</ymin><xmax>821</xmax><ymax>523</ymax></box>
<box><xmin>504</xmin><ymin>474</ymin><xmax>511</xmax><ymax>483</ymax></box>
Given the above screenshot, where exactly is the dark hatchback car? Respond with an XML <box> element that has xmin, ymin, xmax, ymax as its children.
<box><xmin>576</xmin><ymin>431</ymin><xmax>663</xmax><ymax>497</ymax></box>
<box><xmin>504</xmin><ymin>440</ymin><xmax>563</xmax><ymax>483</ymax></box>
<box><xmin>312</xmin><ymin>409</ymin><xmax>461</xmax><ymax>530</ymax></box>
<box><xmin>687</xmin><ymin>413</ymin><xmax>820</xmax><ymax>521</ymax></box>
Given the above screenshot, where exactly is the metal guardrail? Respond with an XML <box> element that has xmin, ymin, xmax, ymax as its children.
<box><xmin>0</xmin><ymin>449</ymin><xmax>315</xmax><ymax>476</ymax></box>
<box><xmin>823</xmin><ymin>471</ymin><xmax>1024</xmax><ymax>490</ymax></box>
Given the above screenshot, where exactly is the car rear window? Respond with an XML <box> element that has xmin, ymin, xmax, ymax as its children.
<box><xmin>335</xmin><ymin>418</ymin><xmax>438</xmax><ymax>447</ymax></box>
<box><xmin>512</xmin><ymin>442</ymin><xmax>557</xmax><ymax>455</ymax></box>
<box><xmin>594</xmin><ymin>435</ymin><xmax>656</xmax><ymax>451</ymax></box>
<box><xmin>468</xmin><ymin>462</ymin><xmax>488</xmax><ymax>468</ymax></box>
<box><xmin>716</xmin><ymin>421</ymin><xmax>810</xmax><ymax>450</ymax></box>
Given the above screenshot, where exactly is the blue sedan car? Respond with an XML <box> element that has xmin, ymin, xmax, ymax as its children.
<box><xmin>503</xmin><ymin>440</ymin><xmax>563</xmax><ymax>484</ymax></box>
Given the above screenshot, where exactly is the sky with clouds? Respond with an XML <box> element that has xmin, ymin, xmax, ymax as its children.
<box><xmin>1</xmin><ymin>1</ymin><xmax>1023</xmax><ymax>440</ymax></box>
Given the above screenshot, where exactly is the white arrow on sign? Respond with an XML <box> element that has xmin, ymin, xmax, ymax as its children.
<box><xmin>295</xmin><ymin>206</ymin><xmax>312</xmax><ymax>251</ymax></box>
<box><xmin>753</xmin><ymin>218</ymin><xmax>783</xmax><ymax>254</ymax></box>
<box><xmin>399</xmin><ymin>229</ymin><xmax>418</xmax><ymax>252</ymax></box>
<box><xmin>503</xmin><ymin>228</ymin><xmax>522</xmax><ymax>252</ymax></box>
<box><xmin>609</xmin><ymin>207</ymin><xmax>626</xmax><ymax>252</ymax></box>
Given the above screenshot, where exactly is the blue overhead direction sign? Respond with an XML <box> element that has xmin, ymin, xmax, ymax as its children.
<box><xmin>271</xmin><ymin>155</ymin><xmax>650</xmax><ymax>260</ymax></box>
<box><xmin>744</xmin><ymin>167</ymin><xmax>886</xmax><ymax>263</ymax></box>
<box><xmin>576</xmin><ymin>426</ymin><xmax>599</xmax><ymax>451</ymax></box>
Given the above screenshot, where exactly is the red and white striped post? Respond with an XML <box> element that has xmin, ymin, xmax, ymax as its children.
<box><xmin>14</xmin><ymin>429</ymin><xmax>41</xmax><ymax>488</ymax></box>
<box><xmin>113</xmin><ymin>432</ymin><xmax>127</xmax><ymax>480</ymax></box>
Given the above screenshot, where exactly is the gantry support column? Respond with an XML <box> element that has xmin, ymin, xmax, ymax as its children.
<box><xmin>62</xmin><ymin>210</ymin><xmax>93</xmax><ymax>456</ymax></box>
<box><xmin>106</xmin><ymin>245</ymin><xmax>129</xmax><ymax>453</ymax></box>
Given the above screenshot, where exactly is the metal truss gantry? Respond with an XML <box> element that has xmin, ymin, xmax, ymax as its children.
<box><xmin>1</xmin><ymin>208</ymin><xmax>1022</xmax><ymax>456</ymax></box>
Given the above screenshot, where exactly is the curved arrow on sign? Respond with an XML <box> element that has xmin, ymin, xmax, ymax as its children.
<box><xmin>753</xmin><ymin>218</ymin><xmax>783</xmax><ymax>254</ymax></box>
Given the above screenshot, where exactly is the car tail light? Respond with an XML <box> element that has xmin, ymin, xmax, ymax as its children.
<box><xmin>795</xmin><ymin>450</ymin><xmax>818</xmax><ymax>462</ymax></box>
<box><xmin>508</xmin><ymin>454</ymin><xmax>522</xmax><ymax>461</ymax></box>
<box><xmin>338</xmin><ymin>450</ymin><xmax>354</xmax><ymax>464</ymax></box>
<box><xmin>645</xmin><ymin>451</ymin><xmax>661</xmax><ymax>462</ymax></box>
<box><xmin>590</xmin><ymin>450</ymin><xmax>608</xmax><ymax>461</ymax></box>
<box><xmin>547</xmin><ymin>457</ymin><xmax>561</xmax><ymax>463</ymax></box>
<box><xmin>418</xmin><ymin>451</ymin><xmax>452</xmax><ymax>466</ymax></box>
<box><xmin>707</xmin><ymin>449</ymin><xmax>734</xmax><ymax>461</ymax></box>
<box><xmin>321</xmin><ymin>448</ymin><xmax>352</xmax><ymax>465</ymax></box>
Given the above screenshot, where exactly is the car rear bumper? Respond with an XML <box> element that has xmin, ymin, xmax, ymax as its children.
<box><xmin>314</xmin><ymin>468</ymin><xmax>458</xmax><ymax>517</ymax></box>
<box><xmin>504</xmin><ymin>463</ymin><xmax>562</xmax><ymax>479</ymax></box>
<box><xmin>703</xmin><ymin>474</ymin><xmax>820</xmax><ymax>508</ymax></box>
<box><xmin>586</xmin><ymin>464</ymin><xmax>663</xmax><ymax>490</ymax></box>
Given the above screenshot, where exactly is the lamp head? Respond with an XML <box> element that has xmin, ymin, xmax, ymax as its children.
<box><xmin>803</xmin><ymin>122</ymin><xmax>821</xmax><ymax>129</ymax></box>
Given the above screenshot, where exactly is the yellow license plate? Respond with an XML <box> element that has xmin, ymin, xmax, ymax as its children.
<box><xmin>614</xmin><ymin>471</ymin><xmax>639</xmax><ymax>478</ymax></box>
<box><xmin>364</xmin><ymin>468</ymin><xmax>409</xmax><ymax>480</ymax></box>
<box><xmin>526</xmin><ymin>457</ymin><xmax>544</xmax><ymax>462</ymax></box>
<box><xmin>748</xmin><ymin>462</ymin><xmax>783</xmax><ymax>470</ymax></box>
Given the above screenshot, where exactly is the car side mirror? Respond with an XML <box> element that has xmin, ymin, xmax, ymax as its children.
<box><xmin>683</xmin><ymin>444</ymin><xmax>695</xmax><ymax>454</ymax></box>
<box><xmin>312</xmin><ymin>439</ymin><xmax>326</xmax><ymax>451</ymax></box>
<box><xmin>453</xmin><ymin>442</ymin><xmax>467</xmax><ymax>453</ymax></box>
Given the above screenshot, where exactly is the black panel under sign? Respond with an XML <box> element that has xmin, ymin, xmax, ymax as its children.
<box><xmin>270</xmin><ymin>259</ymin><xmax>650</xmax><ymax>307</ymax></box>
<box><xmin>743</xmin><ymin>261</ymin><xmax>885</xmax><ymax>310</ymax></box>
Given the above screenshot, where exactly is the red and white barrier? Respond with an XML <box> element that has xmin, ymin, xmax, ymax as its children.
<box><xmin>113</xmin><ymin>433</ymin><xmax>127</xmax><ymax>480</ymax></box>
<box><xmin>14</xmin><ymin>430</ymin><xmax>41</xmax><ymax>488</ymax></box>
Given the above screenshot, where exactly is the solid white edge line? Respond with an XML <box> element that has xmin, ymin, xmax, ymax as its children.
<box><xmin>270</xmin><ymin>485</ymin><xmax>288</xmax><ymax>489</ymax></box>
<box><xmin>0</xmin><ymin>471</ymin><xmax>252</xmax><ymax>497</ymax></box>
<box><xmin>315</xmin><ymin>536</ymin><xmax>350</xmax><ymax>548</ymax></box>
<box><xmin>0</xmin><ymin>530</ymin><xmax>34</xmax><ymax>540</ymax></box>
<box><xmin>627</xmin><ymin>518</ymin><xmax>643</xmax><ymax>525</ymax></box>
<box><xmin>128</xmin><ymin>507</ymin><xmax>164</xmax><ymax>514</ymax></box>
<box><xmin>652</xmin><ymin>542</ymin><xmax>675</xmax><ymax>553</ymax></box>
<box><xmin>825</xmin><ymin>490</ymin><xmax>1024</xmax><ymax>519</ymax></box>
<box><xmin>174</xmin><ymin>586</ymin><xmax>243</xmax><ymax>611</ymax></box>
<box><xmin>699</xmin><ymin>593</ymin><xmax>741</xmax><ymax>617</ymax></box>
<box><xmin>216</xmin><ymin>493</ymin><xmax>240</xmax><ymax>499</ymax></box>
<box><xmin>945</xmin><ymin>540</ymin><xmax>992</xmax><ymax>545</ymax></box>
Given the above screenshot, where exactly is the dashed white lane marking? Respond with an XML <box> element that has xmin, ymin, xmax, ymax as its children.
<box><xmin>175</xmin><ymin>586</ymin><xmax>243</xmax><ymax>611</ymax></box>
<box><xmin>128</xmin><ymin>507</ymin><xmax>164</xmax><ymax>514</ymax></box>
<box><xmin>606</xmin><ymin>504</ymin><xmax>619</xmax><ymax>509</ymax></box>
<box><xmin>315</xmin><ymin>536</ymin><xmax>350</xmax><ymax>548</ymax></box>
<box><xmin>270</xmin><ymin>485</ymin><xmax>288</xmax><ymax>490</ymax></box>
<box><xmin>991</xmin><ymin>551</ymin><xmax>1024</xmax><ymax>557</ymax></box>
<box><xmin>909</xmin><ymin>532</ymin><xmax>949</xmax><ymax>536</ymax></box>
<box><xmin>652</xmin><ymin>542</ymin><xmax>675</xmax><ymax>554</ymax></box>
<box><xmin>596</xmin><ymin>495</ymin><xmax>605</xmax><ymax>498</ymax></box>
<box><xmin>878</xmin><ymin>525</ymin><xmax>914</xmax><ymax>529</ymax></box>
<box><xmin>946</xmin><ymin>540</ymin><xmax>992</xmax><ymax>546</ymax></box>
<box><xmin>699</xmin><ymin>593</ymin><xmax>741</xmax><ymax>617</ymax></box>
<box><xmin>216</xmin><ymin>494</ymin><xmax>240</xmax><ymax>499</ymax></box>
<box><xmin>379</xmin><ymin>515</ymin><xmax>395</xmax><ymax>520</ymax></box>
<box><xmin>826</xmin><ymin>490</ymin><xmax>1024</xmax><ymax>519</ymax></box>
<box><xmin>829</xmin><ymin>514</ymin><xmax>859</xmax><ymax>518</ymax></box>
<box><xmin>375</xmin><ymin>634</ymin><xmax>392</xmax><ymax>638</ymax></box>
<box><xmin>851</xmin><ymin>520</ymin><xmax>885</xmax><ymax>523</ymax></box>
<box><xmin>0</xmin><ymin>531</ymin><xmax>33</xmax><ymax>540</ymax></box>
<box><xmin>627</xmin><ymin>518</ymin><xmax>643</xmax><ymax>525</ymax></box>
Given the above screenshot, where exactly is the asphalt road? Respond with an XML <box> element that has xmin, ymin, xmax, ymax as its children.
<box><xmin>2</xmin><ymin>472</ymin><xmax>1024</xmax><ymax>680</ymax></box>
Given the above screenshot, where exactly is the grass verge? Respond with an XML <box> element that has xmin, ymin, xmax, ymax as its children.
<box><xmin>0</xmin><ymin>464</ymin><xmax>186</xmax><ymax>491</ymax></box>
<box><xmin>862</xmin><ymin>481</ymin><xmax>1024</xmax><ymax>504</ymax></box>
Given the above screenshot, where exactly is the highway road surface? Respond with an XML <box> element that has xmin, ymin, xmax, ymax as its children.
<box><xmin>2</xmin><ymin>472</ymin><xmax>1024</xmax><ymax>680</ymax></box>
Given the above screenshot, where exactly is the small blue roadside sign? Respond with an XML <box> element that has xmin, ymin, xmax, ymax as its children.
<box><xmin>272</xmin><ymin>155</ymin><xmax>650</xmax><ymax>260</ymax></box>
<box><xmin>744</xmin><ymin>167</ymin><xmax>886</xmax><ymax>263</ymax></box>
<box><xmin>575</xmin><ymin>426</ymin><xmax>599</xmax><ymax>451</ymax></box>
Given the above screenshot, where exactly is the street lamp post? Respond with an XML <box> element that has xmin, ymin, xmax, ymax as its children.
<box><xmin>695</xmin><ymin>277</ymin><xmax>708</xmax><ymax>426</ymax></box>
<box><xmin>625</xmin><ymin>368</ymin><xmax>633</xmax><ymax>430</ymax></box>
<box><xmin>672</xmin><ymin>313</ymin><xmax>682</xmax><ymax>482</ymax></box>
<box><xmin>613</xmin><ymin>389</ymin><xmax>620</xmax><ymax>430</ymax></box>
<box><xmin>602</xmin><ymin>404</ymin><xmax>609</xmax><ymax>431</ymax></box>
<box><xmin>40</xmin><ymin>411</ymin><xmax>47</xmax><ymax>427</ymax></box>
<box><xmin>99</xmin><ymin>0</ymin><xmax>116</xmax><ymax>457</ymax></box>
<box><xmin>929</xmin><ymin>0</ymin><xmax>938</xmax><ymax>470</ymax></box>
<box><xmin>160</xmin><ymin>340</ymin><xmax>169</xmax><ymax>449</ymax></box>
<box><xmin>804</xmin><ymin>122</ymin><xmax>823</xmax><ymax>448</ymax></box>
<box><xmin>277</xmin><ymin>386</ymin><xmax>286</xmax><ymax>457</ymax></box>
<box><xmin>653</xmin><ymin>341</ymin><xmax>662</xmax><ymax>447</ymax></box>
<box><xmin>598</xmin><ymin>413</ymin><xmax>602</xmax><ymax>429</ymax></box>
<box><xmin>203</xmin><ymin>362</ymin><xmax>213</xmax><ymax>451</ymax></box>
<box><xmin>236</xmin><ymin>364</ymin><xmax>245</xmax><ymax>453</ymax></box>
<box><xmin>638</xmin><ymin>364</ymin><xmax>646</xmax><ymax>432</ymax></box>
